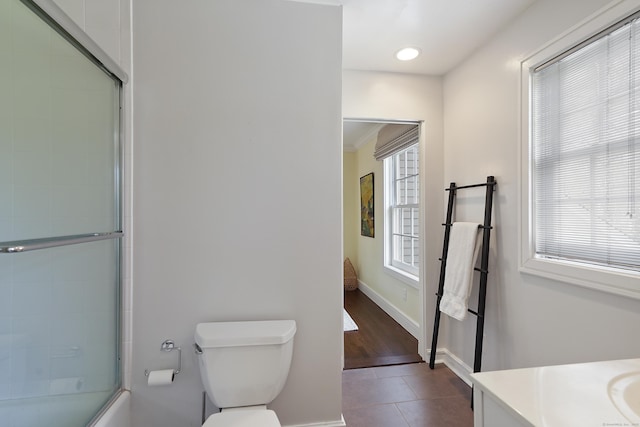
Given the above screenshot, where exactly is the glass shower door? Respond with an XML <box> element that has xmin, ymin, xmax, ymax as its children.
<box><xmin>0</xmin><ymin>0</ymin><xmax>123</xmax><ymax>425</ymax></box>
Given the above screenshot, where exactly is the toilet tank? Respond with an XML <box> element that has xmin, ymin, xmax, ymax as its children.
<box><xmin>194</xmin><ymin>320</ymin><xmax>296</xmax><ymax>409</ymax></box>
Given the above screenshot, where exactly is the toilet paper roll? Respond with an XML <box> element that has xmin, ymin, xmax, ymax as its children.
<box><xmin>147</xmin><ymin>369</ymin><xmax>175</xmax><ymax>386</ymax></box>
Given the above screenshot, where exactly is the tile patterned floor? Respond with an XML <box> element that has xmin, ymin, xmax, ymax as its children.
<box><xmin>342</xmin><ymin>363</ymin><xmax>474</xmax><ymax>427</ymax></box>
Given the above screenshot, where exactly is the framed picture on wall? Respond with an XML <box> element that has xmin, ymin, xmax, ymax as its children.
<box><xmin>360</xmin><ymin>172</ymin><xmax>374</xmax><ymax>238</ymax></box>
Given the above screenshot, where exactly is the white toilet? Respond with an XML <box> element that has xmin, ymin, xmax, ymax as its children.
<box><xmin>194</xmin><ymin>320</ymin><xmax>297</xmax><ymax>427</ymax></box>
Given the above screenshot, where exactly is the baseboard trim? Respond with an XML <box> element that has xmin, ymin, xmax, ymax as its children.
<box><xmin>426</xmin><ymin>347</ymin><xmax>473</xmax><ymax>387</ymax></box>
<box><xmin>285</xmin><ymin>415</ymin><xmax>346</xmax><ymax>427</ymax></box>
<box><xmin>356</xmin><ymin>280</ymin><xmax>420</xmax><ymax>339</ymax></box>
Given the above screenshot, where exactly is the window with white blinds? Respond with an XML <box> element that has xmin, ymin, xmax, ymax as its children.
<box><xmin>532</xmin><ymin>13</ymin><xmax>640</xmax><ymax>273</ymax></box>
<box><xmin>521</xmin><ymin>4</ymin><xmax>640</xmax><ymax>298</ymax></box>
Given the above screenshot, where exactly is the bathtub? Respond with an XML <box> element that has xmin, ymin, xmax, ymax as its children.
<box><xmin>0</xmin><ymin>390</ymin><xmax>128</xmax><ymax>427</ymax></box>
<box><xmin>92</xmin><ymin>390</ymin><xmax>131</xmax><ymax>427</ymax></box>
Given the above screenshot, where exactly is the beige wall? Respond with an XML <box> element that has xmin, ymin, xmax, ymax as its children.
<box><xmin>353</xmin><ymin>136</ymin><xmax>421</xmax><ymax>323</ymax></box>
<box><xmin>343</xmin><ymin>151</ymin><xmax>358</xmax><ymax>267</ymax></box>
<box><xmin>443</xmin><ymin>0</ymin><xmax>640</xmax><ymax>371</ymax></box>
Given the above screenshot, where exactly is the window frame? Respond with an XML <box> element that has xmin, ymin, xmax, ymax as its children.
<box><xmin>519</xmin><ymin>0</ymin><xmax>640</xmax><ymax>299</ymax></box>
<box><xmin>384</xmin><ymin>143</ymin><xmax>420</xmax><ymax>286</ymax></box>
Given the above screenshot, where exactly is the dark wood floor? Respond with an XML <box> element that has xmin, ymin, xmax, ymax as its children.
<box><xmin>344</xmin><ymin>289</ymin><xmax>423</xmax><ymax>369</ymax></box>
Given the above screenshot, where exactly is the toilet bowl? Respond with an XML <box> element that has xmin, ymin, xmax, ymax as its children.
<box><xmin>202</xmin><ymin>407</ymin><xmax>281</xmax><ymax>427</ymax></box>
<box><xmin>194</xmin><ymin>320</ymin><xmax>296</xmax><ymax>427</ymax></box>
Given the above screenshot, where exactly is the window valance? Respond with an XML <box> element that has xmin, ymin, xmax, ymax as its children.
<box><xmin>373</xmin><ymin>124</ymin><xmax>419</xmax><ymax>161</ymax></box>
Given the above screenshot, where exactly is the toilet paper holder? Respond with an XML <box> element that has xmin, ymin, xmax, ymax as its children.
<box><xmin>144</xmin><ymin>339</ymin><xmax>182</xmax><ymax>377</ymax></box>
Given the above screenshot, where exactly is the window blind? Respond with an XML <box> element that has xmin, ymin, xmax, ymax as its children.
<box><xmin>532</xmin><ymin>15</ymin><xmax>640</xmax><ymax>272</ymax></box>
<box><xmin>374</xmin><ymin>124</ymin><xmax>419</xmax><ymax>161</ymax></box>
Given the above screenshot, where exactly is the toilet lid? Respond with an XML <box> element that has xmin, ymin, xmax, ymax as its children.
<box><xmin>203</xmin><ymin>409</ymin><xmax>281</xmax><ymax>427</ymax></box>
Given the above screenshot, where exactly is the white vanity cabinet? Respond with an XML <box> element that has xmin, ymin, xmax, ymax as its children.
<box><xmin>472</xmin><ymin>385</ymin><xmax>532</xmax><ymax>427</ymax></box>
<box><xmin>470</xmin><ymin>359</ymin><xmax>640</xmax><ymax>427</ymax></box>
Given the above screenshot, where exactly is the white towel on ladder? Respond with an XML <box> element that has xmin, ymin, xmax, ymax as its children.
<box><xmin>439</xmin><ymin>222</ymin><xmax>482</xmax><ymax>321</ymax></box>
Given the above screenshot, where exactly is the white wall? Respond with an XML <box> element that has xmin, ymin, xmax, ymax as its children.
<box><xmin>132</xmin><ymin>1</ymin><xmax>343</xmax><ymax>426</ymax></box>
<box><xmin>443</xmin><ymin>0</ymin><xmax>640</xmax><ymax>372</ymax></box>
<box><xmin>343</xmin><ymin>70</ymin><xmax>444</xmax><ymax>356</ymax></box>
<box><xmin>52</xmin><ymin>0</ymin><xmax>127</xmax><ymax>67</ymax></box>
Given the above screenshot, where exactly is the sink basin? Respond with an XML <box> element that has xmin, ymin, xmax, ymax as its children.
<box><xmin>608</xmin><ymin>372</ymin><xmax>640</xmax><ymax>422</ymax></box>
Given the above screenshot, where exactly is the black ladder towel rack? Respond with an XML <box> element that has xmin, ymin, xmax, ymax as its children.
<box><xmin>429</xmin><ymin>176</ymin><xmax>496</xmax><ymax>375</ymax></box>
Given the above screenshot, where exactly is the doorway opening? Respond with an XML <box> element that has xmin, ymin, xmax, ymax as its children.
<box><xmin>342</xmin><ymin>119</ymin><xmax>424</xmax><ymax>369</ymax></box>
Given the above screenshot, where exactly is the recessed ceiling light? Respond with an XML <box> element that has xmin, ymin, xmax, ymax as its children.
<box><xmin>396</xmin><ymin>47</ymin><xmax>421</xmax><ymax>61</ymax></box>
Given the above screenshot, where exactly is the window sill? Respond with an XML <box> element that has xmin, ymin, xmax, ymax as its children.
<box><xmin>384</xmin><ymin>265</ymin><xmax>420</xmax><ymax>289</ymax></box>
<box><xmin>519</xmin><ymin>256</ymin><xmax>640</xmax><ymax>300</ymax></box>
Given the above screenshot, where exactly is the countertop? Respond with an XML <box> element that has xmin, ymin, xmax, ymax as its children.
<box><xmin>471</xmin><ymin>358</ymin><xmax>640</xmax><ymax>426</ymax></box>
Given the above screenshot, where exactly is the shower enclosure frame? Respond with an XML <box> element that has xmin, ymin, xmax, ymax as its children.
<box><xmin>0</xmin><ymin>0</ymin><xmax>129</xmax><ymax>425</ymax></box>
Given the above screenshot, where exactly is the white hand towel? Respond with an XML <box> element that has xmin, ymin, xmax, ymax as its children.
<box><xmin>439</xmin><ymin>222</ymin><xmax>482</xmax><ymax>321</ymax></box>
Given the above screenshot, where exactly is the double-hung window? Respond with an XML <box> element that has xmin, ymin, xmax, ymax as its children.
<box><xmin>520</xmin><ymin>3</ymin><xmax>640</xmax><ymax>298</ymax></box>
<box><xmin>374</xmin><ymin>123</ymin><xmax>420</xmax><ymax>283</ymax></box>
<box><xmin>386</xmin><ymin>144</ymin><xmax>420</xmax><ymax>277</ymax></box>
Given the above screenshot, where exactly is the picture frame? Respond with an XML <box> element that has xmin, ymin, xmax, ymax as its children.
<box><xmin>360</xmin><ymin>173</ymin><xmax>374</xmax><ymax>237</ymax></box>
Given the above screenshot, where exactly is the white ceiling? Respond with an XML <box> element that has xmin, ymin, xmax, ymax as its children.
<box><xmin>302</xmin><ymin>0</ymin><xmax>536</xmax><ymax>75</ymax></box>
<box><xmin>294</xmin><ymin>0</ymin><xmax>537</xmax><ymax>147</ymax></box>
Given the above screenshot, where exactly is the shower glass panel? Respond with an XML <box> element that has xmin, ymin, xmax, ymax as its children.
<box><xmin>0</xmin><ymin>0</ymin><xmax>122</xmax><ymax>425</ymax></box>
